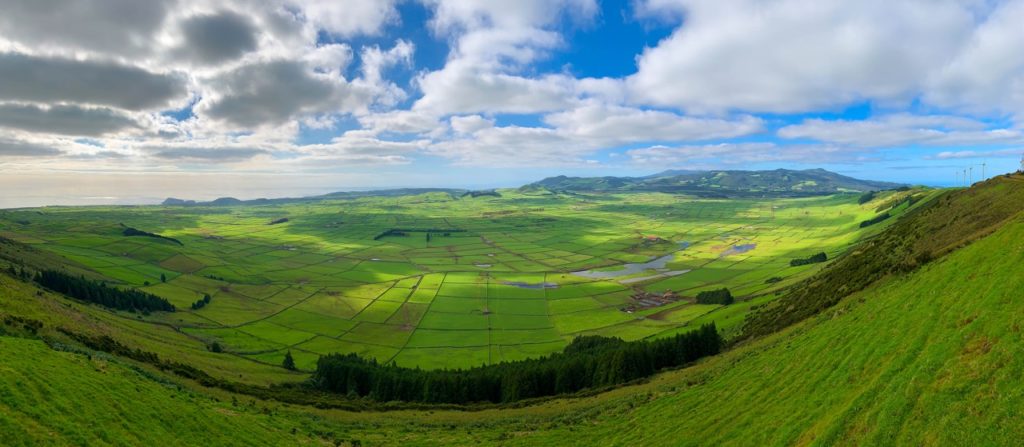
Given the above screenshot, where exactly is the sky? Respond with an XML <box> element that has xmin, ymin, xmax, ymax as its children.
<box><xmin>1</xmin><ymin>0</ymin><xmax>1024</xmax><ymax>206</ymax></box>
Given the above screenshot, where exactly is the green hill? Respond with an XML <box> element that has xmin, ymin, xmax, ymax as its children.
<box><xmin>3</xmin><ymin>176</ymin><xmax>1024</xmax><ymax>445</ymax></box>
<box><xmin>523</xmin><ymin>168</ymin><xmax>903</xmax><ymax>197</ymax></box>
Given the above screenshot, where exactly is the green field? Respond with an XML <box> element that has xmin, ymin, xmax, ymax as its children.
<box><xmin>0</xmin><ymin>189</ymin><xmax>926</xmax><ymax>372</ymax></box>
<box><xmin>2</xmin><ymin>177</ymin><xmax>1024</xmax><ymax>445</ymax></box>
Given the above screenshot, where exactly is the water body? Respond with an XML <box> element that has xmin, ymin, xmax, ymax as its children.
<box><xmin>572</xmin><ymin>241</ymin><xmax>690</xmax><ymax>279</ymax></box>
<box><xmin>721</xmin><ymin>243</ymin><xmax>757</xmax><ymax>256</ymax></box>
<box><xmin>503</xmin><ymin>281</ymin><xmax>559</xmax><ymax>289</ymax></box>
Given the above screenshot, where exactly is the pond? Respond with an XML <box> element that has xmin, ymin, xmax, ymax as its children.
<box><xmin>720</xmin><ymin>243</ymin><xmax>756</xmax><ymax>256</ymax></box>
<box><xmin>572</xmin><ymin>241</ymin><xmax>690</xmax><ymax>279</ymax></box>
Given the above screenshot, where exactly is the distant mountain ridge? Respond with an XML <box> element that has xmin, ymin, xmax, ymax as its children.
<box><xmin>521</xmin><ymin>168</ymin><xmax>903</xmax><ymax>197</ymax></box>
<box><xmin>161</xmin><ymin>188</ymin><xmax>465</xmax><ymax>206</ymax></box>
<box><xmin>162</xmin><ymin>169</ymin><xmax>904</xmax><ymax>205</ymax></box>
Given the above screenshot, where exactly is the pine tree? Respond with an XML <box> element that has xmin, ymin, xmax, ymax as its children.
<box><xmin>283</xmin><ymin>350</ymin><xmax>297</xmax><ymax>370</ymax></box>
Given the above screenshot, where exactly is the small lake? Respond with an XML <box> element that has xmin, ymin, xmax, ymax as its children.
<box><xmin>572</xmin><ymin>241</ymin><xmax>690</xmax><ymax>279</ymax></box>
<box><xmin>720</xmin><ymin>243</ymin><xmax>756</xmax><ymax>256</ymax></box>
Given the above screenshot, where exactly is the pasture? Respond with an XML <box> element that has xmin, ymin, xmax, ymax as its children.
<box><xmin>0</xmin><ymin>189</ymin><xmax>893</xmax><ymax>370</ymax></box>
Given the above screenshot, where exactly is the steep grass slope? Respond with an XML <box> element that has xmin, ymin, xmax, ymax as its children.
<box><xmin>0</xmin><ymin>337</ymin><xmax>304</xmax><ymax>446</ymax></box>
<box><xmin>743</xmin><ymin>175</ymin><xmax>1024</xmax><ymax>339</ymax></box>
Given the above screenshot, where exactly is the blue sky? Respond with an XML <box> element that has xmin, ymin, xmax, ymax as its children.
<box><xmin>0</xmin><ymin>0</ymin><xmax>1023</xmax><ymax>204</ymax></box>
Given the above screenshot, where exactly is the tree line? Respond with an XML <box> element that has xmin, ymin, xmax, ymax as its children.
<box><xmin>121</xmin><ymin>226</ymin><xmax>183</xmax><ymax>246</ymax></box>
<box><xmin>312</xmin><ymin>323</ymin><xmax>721</xmax><ymax>404</ymax></box>
<box><xmin>34</xmin><ymin>269</ymin><xmax>175</xmax><ymax>313</ymax></box>
<box><xmin>373</xmin><ymin>228</ymin><xmax>465</xmax><ymax>240</ymax></box>
<box><xmin>790</xmin><ymin>252</ymin><xmax>827</xmax><ymax>266</ymax></box>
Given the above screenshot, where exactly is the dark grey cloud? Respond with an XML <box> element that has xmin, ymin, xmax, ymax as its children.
<box><xmin>150</xmin><ymin>146</ymin><xmax>267</xmax><ymax>161</ymax></box>
<box><xmin>177</xmin><ymin>11</ymin><xmax>259</xmax><ymax>65</ymax></box>
<box><xmin>0</xmin><ymin>138</ymin><xmax>62</xmax><ymax>157</ymax></box>
<box><xmin>0</xmin><ymin>52</ymin><xmax>188</xmax><ymax>111</ymax></box>
<box><xmin>200</xmin><ymin>60</ymin><xmax>357</xmax><ymax>127</ymax></box>
<box><xmin>0</xmin><ymin>104</ymin><xmax>139</xmax><ymax>136</ymax></box>
<box><xmin>0</xmin><ymin>0</ymin><xmax>172</xmax><ymax>55</ymax></box>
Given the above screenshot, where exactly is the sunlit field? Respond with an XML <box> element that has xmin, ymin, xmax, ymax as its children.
<box><xmin>0</xmin><ymin>189</ymin><xmax>910</xmax><ymax>371</ymax></box>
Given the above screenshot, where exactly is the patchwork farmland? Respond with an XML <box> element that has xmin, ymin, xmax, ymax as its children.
<box><xmin>0</xmin><ymin>189</ymin><xmax>923</xmax><ymax>370</ymax></box>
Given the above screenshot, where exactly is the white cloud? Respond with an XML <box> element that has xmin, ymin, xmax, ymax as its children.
<box><xmin>450</xmin><ymin>115</ymin><xmax>494</xmax><ymax>134</ymax></box>
<box><xmin>628</xmin><ymin>0</ymin><xmax>977</xmax><ymax>113</ymax></box>
<box><xmin>545</xmin><ymin>103</ymin><xmax>763</xmax><ymax>144</ymax></box>
<box><xmin>429</xmin><ymin>103</ymin><xmax>764</xmax><ymax>166</ymax></box>
<box><xmin>302</xmin><ymin>44</ymin><xmax>353</xmax><ymax>75</ymax></box>
<box><xmin>292</xmin><ymin>0</ymin><xmax>400</xmax><ymax>37</ymax></box>
<box><xmin>925</xmin><ymin>0</ymin><xmax>1024</xmax><ymax>118</ymax></box>
<box><xmin>414</xmin><ymin>63</ymin><xmax>578</xmax><ymax>115</ymax></box>
<box><xmin>411</xmin><ymin>0</ymin><xmax>597</xmax><ymax>116</ymax></box>
<box><xmin>931</xmin><ymin>148</ymin><xmax>1023</xmax><ymax>160</ymax></box>
<box><xmin>357</xmin><ymin>110</ymin><xmax>443</xmax><ymax>136</ymax></box>
<box><xmin>779</xmin><ymin>114</ymin><xmax>1023</xmax><ymax>147</ymax></box>
<box><xmin>361</xmin><ymin>40</ymin><xmax>414</xmax><ymax>84</ymax></box>
<box><xmin>149</xmin><ymin>146</ymin><xmax>270</xmax><ymax>162</ymax></box>
<box><xmin>430</xmin><ymin>125</ymin><xmax>582</xmax><ymax>166</ymax></box>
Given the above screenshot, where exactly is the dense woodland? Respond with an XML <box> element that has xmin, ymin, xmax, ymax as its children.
<box><xmin>313</xmin><ymin>323</ymin><xmax>722</xmax><ymax>404</ymax></box>
<box><xmin>695</xmin><ymin>288</ymin><xmax>734</xmax><ymax>305</ymax></box>
<box><xmin>34</xmin><ymin>269</ymin><xmax>175</xmax><ymax>313</ymax></box>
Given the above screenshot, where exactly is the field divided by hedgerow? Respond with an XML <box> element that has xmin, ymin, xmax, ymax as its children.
<box><xmin>0</xmin><ymin>189</ymin><xmax>929</xmax><ymax>370</ymax></box>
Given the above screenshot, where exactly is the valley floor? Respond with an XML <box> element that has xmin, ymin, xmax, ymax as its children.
<box><xmin>4</xmin><ymin>196</ymin><xmax>1024</xmax><ymax>445</ymax></box>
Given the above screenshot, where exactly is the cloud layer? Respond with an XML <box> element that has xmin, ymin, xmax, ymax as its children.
<box><xmin>0</xmin><ymin>0</ymin><xmax>1021</xmax><ymax>180</ymax></box>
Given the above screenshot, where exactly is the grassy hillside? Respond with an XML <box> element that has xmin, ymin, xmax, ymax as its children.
<box><xmin>743</xmin><ymin>175</ymin><xmax>1024</xmax><ymax>339</ymax></box>
<box><xmin>524</xmin><ymin>168</ymin><xmax>902</xmax><ymax>196</ymax></box>
<box><xmin>2</xmin><ymin>176</ymin><xmax>1023</xmax><ymax>445</ymax></box>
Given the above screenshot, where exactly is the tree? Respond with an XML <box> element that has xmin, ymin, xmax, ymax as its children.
<box><xmin>160</xmin><ymin>273</ymin><xmax>167</xmax><ymax>283</ymax></box>
<box><xmin>696</xmin><ymin>288</ymin><xmax>734</xmax><ymax>305</ymax></box>
<box><xmin>209</xmin><ymin>342</ymin><xmax>223</xmax><ymax>353</ymax></box>
<box><xmin>283</xmin><ymin>351</ymin><xmax>296</xmax><ymax>370</ymax></box>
